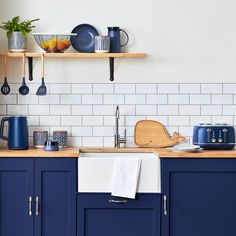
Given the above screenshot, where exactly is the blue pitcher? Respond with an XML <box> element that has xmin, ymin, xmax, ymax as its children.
<box><xmin>108</xmin><ymin>27</ymin><xmax>129</xmax><ymax>53</ymax></box>
<box><xmin>0</xmin><ymin>116</ymin><xmax>29</xmax><ymax>150</ymax></box>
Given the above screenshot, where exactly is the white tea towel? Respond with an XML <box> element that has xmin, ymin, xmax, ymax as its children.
<box><xmin>111</xmin><ymin>157</ymin><xmax>142</xmax><ymax>199</ymax></box>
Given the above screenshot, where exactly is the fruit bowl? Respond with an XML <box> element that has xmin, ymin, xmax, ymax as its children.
<box><xmin>33</xmin><ymin>33</ymin><xmax>77</xmax><ymax>53</ymax></box>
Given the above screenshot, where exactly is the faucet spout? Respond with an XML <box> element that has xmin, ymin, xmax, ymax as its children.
<box><xmin>114</xmin><ymin>105</ymin><xmax>127</xmax><ymax>148</ymax></box>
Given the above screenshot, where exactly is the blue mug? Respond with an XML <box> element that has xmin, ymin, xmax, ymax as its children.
<box><xmin>0</xmin><ymin>116</ymin><xmax>29</xmax><ymax>150</ymax></box>
<box><xmin>108</xmin><ymin>27</ymin><xmax>129</xmax><ymax>53</ymax></box>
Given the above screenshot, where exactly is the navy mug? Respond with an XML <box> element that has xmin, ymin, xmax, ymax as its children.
<box><xmin>0</xmin><ymin>116</ymin><xmax>29</xmax><ymax>150</ymax></box>
<box><xmin>108</xmin><ymin>27</ymin><xmax>129</xmax><ymax>53</ymax></box>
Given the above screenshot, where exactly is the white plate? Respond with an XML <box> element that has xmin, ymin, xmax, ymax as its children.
<box><xmin>170</xmin><ymin>145</ymin><xmax>203</xmax><ymax>152</ymax></box>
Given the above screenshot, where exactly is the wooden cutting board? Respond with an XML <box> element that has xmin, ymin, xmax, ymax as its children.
<box><xmin>134</xmin><ymin>120</ymin><xmax>184</xmax><ymax>148</ymax></box>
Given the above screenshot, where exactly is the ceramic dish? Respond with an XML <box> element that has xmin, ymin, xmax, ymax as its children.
<box><xmin>70</xmin><ymin>24</ymin><xmax>99</xmax><ymax>53</ymax></box>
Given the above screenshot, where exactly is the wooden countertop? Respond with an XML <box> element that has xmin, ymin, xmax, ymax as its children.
<box><xmin>0</xmin><ymin>147</ymin><xmax>79</xmax><ymax>157</ymax></box>
<box><xmin>1</xmin><ymin>146</ymin><xmax>236</xmax><ymax>158</ymax></box>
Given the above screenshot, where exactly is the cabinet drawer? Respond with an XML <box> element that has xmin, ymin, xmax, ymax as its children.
<box><xmin>77</xmin><ymin>193</ymin><xmax>161</xmax><ymax>236</ymax></box>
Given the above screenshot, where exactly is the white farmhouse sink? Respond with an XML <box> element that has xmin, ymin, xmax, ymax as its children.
<box><xmin>78</xmin><ymin>152</ymin><xmax>161</xmax><ymax>193</ymax></box>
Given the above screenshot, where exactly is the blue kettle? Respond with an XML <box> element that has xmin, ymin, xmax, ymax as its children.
<box><xmin>0</xmin><ymin>116</ymin><xmax>29</xmax><ymax>150</ymax></box>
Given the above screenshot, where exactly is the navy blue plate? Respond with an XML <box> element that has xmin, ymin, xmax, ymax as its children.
<box><xmin>70</xmin><ymin>24</ymin><xmax>99</xmax><ymax>53</ymax></box>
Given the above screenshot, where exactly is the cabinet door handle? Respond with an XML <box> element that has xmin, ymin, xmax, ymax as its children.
<box><xmin>28</xmin><ymin>196</ymin><xmax>32</xmax><ymax>216</ymax></box>
<box><xmin>163</xmin><ymin>195</ymin><xmax>167</xmax><ymax>216</ymax></box>
<box><xmin>108</xmin><ymin>199</ymin><xmax>128</xmax><ymax>203</ymax></box>
<box><xmin>36</xmin><ymin>196</ymin><xmax>39</xmax><ymax>216</ymax></box>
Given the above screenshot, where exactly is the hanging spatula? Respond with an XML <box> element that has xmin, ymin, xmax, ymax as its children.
<box><xmin>36</xmin><ymin>54</ymin><xmax>47</xmax><ymax>96</ymax></box>
<box><xmin>19</xmin><ymin>55</ymin><xmax>29</xmax><ymax>96</ymax></box>
<box><xmin>1</xmin><ymin>53</ymin><xmax>10</xmax><ymax>95</ymax></box>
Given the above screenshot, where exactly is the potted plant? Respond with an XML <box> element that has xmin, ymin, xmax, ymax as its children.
<box><xmin>0</xmin><ymin>16</ymin><xmax>39</xmax><ymax>52</ymax></box>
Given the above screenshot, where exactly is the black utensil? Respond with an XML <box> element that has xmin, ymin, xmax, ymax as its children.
<box><xmin>1</xmin><ymin>54</ymin><xmax>10</xmax><ymax>95</ymax></box>
<box><xmin>36</xmin><ymin>54</ymin><xmax>47</xmax><ymax>96</ymax></box>
<box><xmin>19</xmin><ymin>55</ymin><xmax>29</xmax><ymax>95</ymax></box>
<box><xmin>28</xmin><ymin>57</ymin><xmax>33</xmax><ymax>81</ymax></box>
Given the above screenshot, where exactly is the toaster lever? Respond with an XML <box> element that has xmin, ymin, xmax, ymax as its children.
<box><xmin>206</xmin><ymin>128</ymin><xmax>211</xmax><ymax>143</ymax></box>
<box><xmin>223</xmin><ymin>128</ymin><xmax>227</xmax><ymax>142</ymax></box>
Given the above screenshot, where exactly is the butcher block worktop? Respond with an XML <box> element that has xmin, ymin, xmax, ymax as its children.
<box><xmin>1</xmin><ymin>147</ymin><xmax>236</xmax><ymax>158</ymax></box>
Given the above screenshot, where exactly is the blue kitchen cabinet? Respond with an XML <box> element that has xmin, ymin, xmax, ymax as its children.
<box><xmin>0</xmin><ymin>158</ymin><xmax>34</xmax><ymax>236</ymax></box>
<box><xmin>77</xmin><ymin>193</ymin><xmax>161</xmax><ymax>236</ymax></box>
<box><xmin>161</xmin><ymin>158</ymin><xmax>236</xmax><ymax>236</ymax></box>
<box><xmin>34</xmin><ymin>158</ymin><xmax>77</xmax><ymax>236</ymax></box>
<box><xmin>0</xmin><ymin>158</ymin><xmax>77</xmax><ymax>236</ymax></box>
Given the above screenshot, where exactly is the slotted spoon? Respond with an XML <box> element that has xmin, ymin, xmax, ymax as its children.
<box><xmin>19</xmin><ymin>55</ymin><xmax>29</xmax><ymax>95</ymax></box>
<box><xmin>1</xmin><ymin>53</ymin><xmax>10</xmax><ymax>95</ymax></box>
<box><xmin>36</xmin><ymin>54</ymin><xmax>47</xmax><ymax>96</ymax></box>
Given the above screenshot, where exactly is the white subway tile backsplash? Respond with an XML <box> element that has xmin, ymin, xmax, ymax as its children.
<box><xmin>179</xmin><ymin>105</ymin><xmax>200</xmax><ymax>115</ymax></box>
<box><xmin>82</xmin><ymin>137</ymin><xmax>103</xmax><ymax>147</ymax></box>
<box><xmin>83</xmin><ymin>116</ymin><xmax>103</xmax><ymax>126</ymax></box>
<box><xmin>93</xmin><ymin>127</ymin><xmax>114</xmax><ymax>136</ymax></box>
<box><xmin>61</xmin><ymin>95</ymin><xmax>81</xmax><ymax>104</ymax></box>
<box><xmin>61</xmin><ymin>116</ymin><xmax>81</xmax><ymax>126</ymax></box>
<box><xmin>201</xmin><ymin>84</ymin><xmax>222</xmax><ymax>94</ymax></box>
<box><xmin>115</xmin><ymin>84</ymin><xmax>135</xmax><ymax>94</ymax></box>
<box><xmin>201</xmin><ymin>105</ymin><xmax>222</xmax><ymax>115</ymax></box>
<box><xmin>93</xmin><ymin>105</ymin><xmax>114</xmax><ymax>115</ymax></box>
<box><xmin>49</xmin><ymin>126</ymin><xmax>71</xmax><ymax>136</ymax></box>
<box><xmin>179</xmin><ymin>84</ymin><xmax>200</xmax><ymax>94</ymax></box>
<box><xmin>0</xmin><ymin>95</ymin><xmax>17</xmax><ymax>104</ymax></box>
<box><xmin>40</xmin><ymin>116</ymin><xmax>60</xmax><ymax>126</ymax></box>
<box><xmin>136</xmin><ymin>84</ymin><xmax>157</xmax><ymax>94</ymax></box>
<box><xmin>71</xmin><ymin>84</ymin><xmax>92</xmax><ymax>94</ymax></box>
<box><xmin>7</xmin><ymin>105</ymin><xmax>27</xmax><ymax>115</ymax></box>
<box><xmin>72</xmin><ymin>105</ymin><xmax>92</xmax><ymax>115</ymax></box>
<box><xmin>168</xmin><ymin>116</ymin><xmax>189</xmax><ymax>126</ymax></box>
<box><xmin>147</xmin><ymin>95</ymin><xmax>167</xmax><ymax>104</ymax></box>
<box><xmin>3</xmin><ymin>82</ymin><xmax>236</xmax><ymax>147</ymax></box>
<box><xmin>29</xmin><ymin>105</ymin><xmax>49</xmax><ymax>115</ymax></box>
<box><xmin>39</xmin><ymin>95</ymin><xmax>60</xmax><ymax>104</ymax></box>
<box><xmin>82</xmin><ymin>95</ymin><xmax>103</xmax><ymax>104</ymax></box>
<box><xmin>212</xmin><ymin>95</ymin><xmax>233</xmax><ymax>104</ymax></box>
<box><xmin>190</xmin><ymin>95</ymin><xmax>211</xmax><ymax>104</ymax></box>
<box><xmin>136</xmin><ymin>105</ymin><xmax>157</xmax><ymax>115</ymax></box>
<box><xmin>18</xmin><ymin>95</ymin><xmax>38</xmax><ymax>104</ymax></box>
<box><xmin>104</xmin><ymin>95</ymin><xmax>124</xmax><ymax>104</ymax></box>
<box><xmin>72</xmin><ymin>127</ymin><xmax>92</xmax><ymax>137</ymax></box>
<box><xmin>93</xmin><ymin>84</ymin><xmax>113</xmax><ymax>94</ymax></box>
<box><xmin>125</xmin><ymin>95</ymin><xmax>146</xmax><ymax>104</ymax></box>
<box><xmin>158</xmin><ymin>105</ymin><xmax>178</xmax><ymax>115</ymax></box>
<box><xmin>168</xmin><ymin>95</ymin><xmax>189</xmax><ymax>104</ymax></box>
<box><xmin>223</xmin><ymin>105</ymin><xmax>236</xmax><ymax>115</ymax></box>
<box><xmin>50</xmin><ymin>105</ymin><xmax>71</xmax><ymax>115</ymax></box>
<box><xmin>190</xmin><ymin>116</ymin><xmax>212</xmax><ymax>125</ymax></box>
<box><xmin>50</xmin><ymin>84</ymin><xmax>71</xmax><ymax>94</ymax></box>
<box><xmin>223</xmin><ymin>84</ymin><xmax>236</xmax><ymax>94</ymax></box>
<box><xmin>158</xmin><ymin>84</ymin><xmax>178</xmax><ymax>94</ymax></box>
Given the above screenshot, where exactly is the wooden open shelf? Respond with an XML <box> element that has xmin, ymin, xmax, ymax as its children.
<box><xmin>0</xmin><ymin>52</ymin><xmax>147</xmax><ymax>58</ymax></box>
<box><xmin>0</xmin><ymin>52</ymin><xmax>147</xmax><ymax>81</ymax></box>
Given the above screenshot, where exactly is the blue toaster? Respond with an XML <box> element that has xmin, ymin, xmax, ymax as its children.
<box><xmin>193</xmin><ymin>123</ymin><xmax>235</xmax><ymax>150</ymax></box>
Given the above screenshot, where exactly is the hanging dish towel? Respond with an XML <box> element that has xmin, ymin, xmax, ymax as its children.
<box><xmin>111</xmin><ymin>157</ymin><xmax>142</xmax><ymax>199</ymax></box>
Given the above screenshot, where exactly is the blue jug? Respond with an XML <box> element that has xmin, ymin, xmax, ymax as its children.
<box><xmin>0</xmin><ymin>116</ymin><xmax>29</xmax><ymax>150</ymax></box>
<box><xmin>108</xmin><ymin>27</ymin><xmax>129</xmax><ymax>53</ymax></box>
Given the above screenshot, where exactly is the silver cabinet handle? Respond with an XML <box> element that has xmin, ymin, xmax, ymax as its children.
<box><xmin>28</xmin><ymin>196</ymin><xmax>32</xmax><ymax>216</ymax></box>
<box><xmin>163</xmin><ymin>195</ymin><xmax>167</xmax><ymax>216</ymax></box>
<box><xmin>108</xmin><ymin>199</ymin><xmax>128</xmax><ymax>203</ymax></box>
<box><xmin>36</xmin><ymin>196</ymin><xmax>39</xmax><ymax>216</ymax></box>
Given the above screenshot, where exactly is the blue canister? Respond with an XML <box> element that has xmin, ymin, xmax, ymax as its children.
<box><xmin>107</xmin><ymin>27</ymin><xmax>129</xmax><ymax>53</ymax></box>
<box><xmin>0</xmin><ymin>116</ymin><xmax>29</xmax><ymax>150</ymax></box>
<box><xmin>44</xmin><ymin>140</ymin><xmax>59</xmax><ymax>151</ymax></box>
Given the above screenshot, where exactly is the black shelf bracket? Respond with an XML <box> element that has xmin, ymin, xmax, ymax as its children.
<box><xmin>28</xmin><ymin>57</ymin><xmax>33</xmax><ymax>81</ymax></box>
<box><xmin>109</xmin><ymin>57</ymin><xmax>114</xmax><ymax>81</ymax></box>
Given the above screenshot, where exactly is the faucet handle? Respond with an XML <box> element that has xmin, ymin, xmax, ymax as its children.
<box><xmin>124</xmin><ymin>129</ymin><xmax>127</xmax><ymax>139</ymax></box>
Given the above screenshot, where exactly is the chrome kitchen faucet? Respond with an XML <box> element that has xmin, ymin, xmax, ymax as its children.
<box><xmin>114</xmin><ymin>106</ymin><xmax>127</xmax><ymax>148</ymax></box>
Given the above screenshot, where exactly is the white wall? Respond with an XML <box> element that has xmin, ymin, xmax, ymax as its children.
<box><xmin>1</xmin><ymin>0</ymin><xmax>236</xmax><ymax>83</ymax></box>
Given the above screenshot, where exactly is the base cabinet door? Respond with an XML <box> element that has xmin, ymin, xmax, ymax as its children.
<box><xmin>77</xmin><ymin>193</ymin><xmax>161</xmax><ymax>236</ymax></box>
<box><xmin>162</xmin><ymin>158</ymin><xmax>236</xmax><ymax>236</ymax></box>
<box><xmin>34</xmin><ymin>158</ymin><xmax>77</xmax><ymax>236</ymax></box>
<box><xmin>0</xmin><ymin>158</ymin><xmax>34</xmax><ymax>236</ymax></box>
